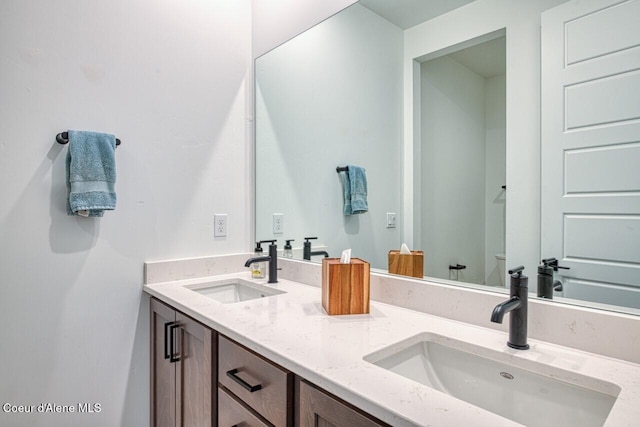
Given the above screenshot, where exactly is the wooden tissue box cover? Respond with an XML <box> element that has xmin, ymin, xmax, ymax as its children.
<box><xmin>322</xmin><ymin>258</ymin><xmax>370</xmax><ymax>315</ymax></box>
<box><xmin>388</xmin><ymin>250</ymin><xmax>424</xmax><ymax>278</ymax></box>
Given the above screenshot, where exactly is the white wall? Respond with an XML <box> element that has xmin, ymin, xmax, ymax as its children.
<box><xmin>255</xmin><ymin>4</ymin><xmax>404</xmax><ymax>268</ymax></box>
<box><xmin>0</xmin><ymin>0</ymin><xmax>251</xmax><ymax>425</ymax></box>
<box><xmin>484</xmin><ymin>73</ymin><xmax>507</xmax><ymax>286</ymax></box>
<box><xmin>420</xmin><ymin>55</ymin><xmax>487</xmax><ymax>284</ymax></box>
<box><xmin>252</xmin><ymin>0</ymin><xmax>357</xmax><ymax>58</ymax></box>
<box><xmin>420</xmin><ymin>58</ymin><xmax>506</xmax><ymax>286</ymax></box>
<box><xmin>404</xmin><ymin>0</ymin><xmax>570</xmax><ymax>279</ymax></box>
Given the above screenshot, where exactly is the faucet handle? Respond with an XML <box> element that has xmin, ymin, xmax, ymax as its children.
<box><xmin>508</xmin><ymin>265</ymin><xmax>525</xmax><ymax>276</ymax></box>
<box><xmin>541</xmin><ymin>257</ymin><xmax>570</xmax><ymax>271</ymax></box>
<box><xmin>508</xmin><ymin>266</ymin><xmax>528</xmax><ymax>289</ymax></box>
<box><xmin>304</xmin><ymin>237</ymin><xmax>318</xmax><ymax>242</ymax></box>
<box><xmin>260</xmin><ymin>239</ymin><xmax>277</xmax><ymax>247</ymax></box>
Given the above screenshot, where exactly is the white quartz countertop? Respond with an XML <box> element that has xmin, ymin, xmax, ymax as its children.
<box><xmin>144</xmin><ymin>273</ymin><xmax>640</xmax><ymax>427</ymax></box>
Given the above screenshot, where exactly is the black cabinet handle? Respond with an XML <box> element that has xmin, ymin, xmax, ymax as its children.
<box><xmin>226</xmin><ymin>368</ymin><xmax>262</xmax><ymax>392</ymax></box>
<box><xmin>163</xmin><ymin>321</ymin><xmax>175</xmax><ymax>359</ymax></box>
<box><xmin>169</xmin><ymin>323</ymin><xmax>181</xmax><ymax>363</ymax></box>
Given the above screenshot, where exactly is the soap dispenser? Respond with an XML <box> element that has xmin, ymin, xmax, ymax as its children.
<box><xmin>251</xmin><ymin>241</ymin><xmax>266</xmax><ymax>279</ymax></box>
<box><xmin>283</xmin><ymin>239</ymin><xmax>294</xmax><ymax>258</ymax></box>
<box><xmin>537</xmin><ymin>257</ymin><xmax>569</xmax><ymax>299</ymax></box>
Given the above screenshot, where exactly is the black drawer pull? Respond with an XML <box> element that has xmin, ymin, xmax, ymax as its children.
<box><xmin>226</xmin><ymin>368</ymin><xmax>262</xmax><ymax>392</ymax></box>
<box><xmin>169</xmin><ymin>323</ymin><xmax>181</xmax><ymax>363</ymax></box>
<box><xmin>163</xmin><ymin>321</ymin><xmax>175</xmax><ymax>359</ymax></box>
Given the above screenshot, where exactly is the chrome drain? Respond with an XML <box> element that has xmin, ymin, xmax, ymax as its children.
<box><xmin>500</xmin><ymin>372</ymin><xmax>514</xmax><ymax>380</ymax></box>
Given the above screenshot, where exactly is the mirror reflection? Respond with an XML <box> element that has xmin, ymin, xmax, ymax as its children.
<box><xmin>256</xmin><ymin>1</ymin><xmax>403</xmax><ymax>269</ymax></box>
<box><xmin>416</xmin><ymin>35</ymin><xmax>505</xmax><ymax>286</ymax></box>
<box><xmin>255</xmin><ymin>0</ymin><xmax>640</xmax><ymax>314</ymax></box>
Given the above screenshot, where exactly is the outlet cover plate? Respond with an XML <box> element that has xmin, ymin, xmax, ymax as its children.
<box><xmin>273</xmin><ymin>213</ymin><xmax>284</xmax><ymax>234</ymax></box>
<box><xmin>214</xmin><ymin>214</ymin><xmax>227</xmax><ymax>237</ymax></box>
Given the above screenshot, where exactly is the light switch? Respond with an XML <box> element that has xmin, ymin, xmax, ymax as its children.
<box><xmin>386</xmin><ymin>212</ymin><xmax>397</xmax><ymax>228</ymax></box>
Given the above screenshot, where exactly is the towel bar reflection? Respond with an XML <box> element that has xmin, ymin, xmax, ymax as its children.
<box><xmin>56</xmin><ymin>132</ymin><xmax>121</xmax><ymax>147</ymax></box>
<box><xmin>336</xmin><ymin>166</ymin><xmax>349</xmax><ymax>173</ymax></box>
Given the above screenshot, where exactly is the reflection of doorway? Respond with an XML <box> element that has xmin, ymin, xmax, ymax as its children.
<box><xmin>541</xmin><ymin>0</ymin><xmax>640</xmax><ymax>309</ymax></box>
<box><xmin>416</xmin><ymin>34</ymin><xmax>506</xmax><ymax>286</ymax></box>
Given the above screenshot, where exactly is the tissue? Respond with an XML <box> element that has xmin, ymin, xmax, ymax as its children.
<box><xmin>400</xmin><ymin>243</ymin><xmax>411</xmax><ymax>254</ymax></box>
<box><xmin>340</xmin><ymin>249</ymin><xmax>352</xmax><ymax>264</ymax></box>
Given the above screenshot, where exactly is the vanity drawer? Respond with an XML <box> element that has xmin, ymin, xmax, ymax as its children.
<box><xmin>218</xmin><ymin>335</ymin><xmax>292</xmax><ymax>426</ymax></box>
<box><xmin>297</xmin><ymin>378</ymin><xmax>389</xmax><ymax>427</ymax></box>
<box><xmin>218</xmin><ymin>386</ymin><xmax>269</xmax><ymax>427</ymax></box>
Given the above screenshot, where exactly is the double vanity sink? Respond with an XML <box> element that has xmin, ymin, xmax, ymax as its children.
<box><xmin>145</xmin><ymin>271</ymin><xmax>638</xmax><ymax>426</ymax></box>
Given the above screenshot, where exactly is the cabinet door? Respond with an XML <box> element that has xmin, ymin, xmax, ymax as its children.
<box><xmin>297</xmin><ymin>379</ymin><xmax>388</xmax><ymax>427</ymax></box>
<box><xmin>176</xmin><ymin>312</ymin><xmax>215</xmax><ymax>427</ymax></box>
<box><xmin>151</xmin><ymin>299</ymin><xmax>176</xmax><ymax>427</ymax></box>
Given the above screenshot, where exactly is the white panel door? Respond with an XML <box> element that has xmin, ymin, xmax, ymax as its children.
<box><xmin>541</xmin><ymin>0</ymin><xmax>640</xmax><ymax>309</ymax></box>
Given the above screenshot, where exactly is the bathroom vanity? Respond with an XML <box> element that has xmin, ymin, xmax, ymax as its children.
<box><xmin>149</xmin><ymin>297</ymin><xmax>387</xmax><ymax>427</ymax></box>
<box><xmin>144</xmin><ymin>255</ymin><xmax>640</xmax><ymax>427</ymax></box>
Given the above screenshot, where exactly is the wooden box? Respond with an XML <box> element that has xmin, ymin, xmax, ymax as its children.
<box><xmin>388</xmin><ymin>250</ymin><xmax>424</xmax><ymax>278</ymax></box>
<box><xmin>322</xmin><ymin>258</ymin><xmax>370</xmax><ymax>315</ymax></box>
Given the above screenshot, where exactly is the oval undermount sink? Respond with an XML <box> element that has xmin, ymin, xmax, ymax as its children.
<box><xmin>364</xmin><ymin>333</ymin><xmax>620</xmax><ymax>427</ymax></box>
<box><xmin>185</xmin><ymin>278</ymin><xmax>285</xmax><ymax>304</ymax></box>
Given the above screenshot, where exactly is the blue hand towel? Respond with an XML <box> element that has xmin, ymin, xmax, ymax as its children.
<box><xmin>340</xmin><ymin>165</ymin><xmax>368</xmax><ymax>215</ymax></box>
<box><xmin>348</xmin><ymin>165</ymin><xmax>368</xmax><ymax>214</ymax></box>
<box><xmin>340</xmin><ymin>172</ymin><xmax>353</xmax><ymax>215</ymax></box>
<box><xmin>66</xmin><ymin>130</ymin><xmax>117</xmax><ymax>217</ymax></box>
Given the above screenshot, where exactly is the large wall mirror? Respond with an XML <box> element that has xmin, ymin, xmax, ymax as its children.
<box><xmin>255</xmin><ymin>0</ymin><xmax>640</xmax><ymax>315</ymax></box>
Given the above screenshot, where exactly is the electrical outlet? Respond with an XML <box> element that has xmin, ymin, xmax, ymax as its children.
<box><xmin>386</xmin><ymin>212</ymin><xmax>397</xmax><ymax>228</ymax></box>
<box><xmin>272</xmin><ymin>213</ymin><xmax>284</xmax><ymax>234</ymax></box>
<box><xmin>214</xmin><ymin>214</ymin><xmax>227</xmax><ymax>237</ymax></box>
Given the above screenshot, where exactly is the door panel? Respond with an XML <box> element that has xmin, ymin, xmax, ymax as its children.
<box><xmin>565</xmin><ymin>142</ymin><xmax>640</xmax><ymax>193</ymax></box>
<box><xmin>541</xmin><ymin>0</ymin><xmax>640</xmax><ymax>308</ymax></box>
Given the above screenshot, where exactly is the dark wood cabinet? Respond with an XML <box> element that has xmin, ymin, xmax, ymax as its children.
<box><xmin>296</xmin><ymin>378</ymin><xmax>389</xmax><ymax>427</ymax></box>
<box><xmin>151</xmin><ymin>298</ymin><xmax>389</xmax><ymax>427</ymax></box>
<box><xmin>151</xmin><ymin>298</ymin><xmax>216</xmax><ymax>427</ymax></box>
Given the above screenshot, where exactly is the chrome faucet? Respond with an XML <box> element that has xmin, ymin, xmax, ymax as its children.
<box><xmin>245</xmin><ymin>240</ymin><xmax>278</xmax><ymax>283</ymax></box>
<box><xmin>491</xmin><ymin>266</ymin><xmax>529</xmax><ymax>350</ymax></box>
<box><xmin>302</xmin><ymin>237</ymin><xmax>329</xmax><ymax>260</ymax></box>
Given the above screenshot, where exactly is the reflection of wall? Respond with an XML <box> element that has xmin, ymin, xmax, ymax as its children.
<box><xmin>252</xmin><ymin>0</ymin><xmax>357</xmax><ymax>58</ymax></box>
<box><xmin>405</xmin><ymin>0</ymin><xmax>570</xmax><ymax>278</ymax></box>
<box><xmin>420</xmin><ymin>55</ymin><xmax>486</xmax><ymax>283</ymax></box>
<box><xmin>256</xmin><ymin>4</ymin><xmax>403</xmax><ymax>267</ymax></box>
<box><xmin>419</xmin><ymin>55</ymin><xmax>505</xmax><ymax>285</ymax></box>
<box><xmin>484</xmin><ymin>73</ymin><xmax>506</xmax><ymax>286</ymax></box>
